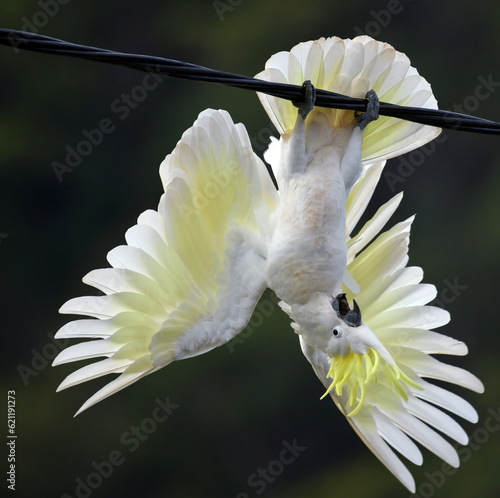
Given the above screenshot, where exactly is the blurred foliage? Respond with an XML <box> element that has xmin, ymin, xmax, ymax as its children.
<box><xmin>1</xmin><ymin>1</ymin><xmax>500</xmax><ymax>497</ymax></box>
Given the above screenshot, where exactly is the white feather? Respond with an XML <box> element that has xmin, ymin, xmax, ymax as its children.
<box><xmin>53</xmin><ymin>109</ymin><xmax>278</xmax><ymax>415</ymax></box>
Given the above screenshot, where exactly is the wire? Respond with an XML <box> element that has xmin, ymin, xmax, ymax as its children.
<box><xmin>2</xmin><ymin>29</ymin><xmax>500</xmax><ymax>134</ymax></box>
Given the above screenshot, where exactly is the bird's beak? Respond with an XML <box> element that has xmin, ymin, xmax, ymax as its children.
<box><xmin>352</xmin><ymin>323</ymin><xmax>396</xmax><ymax>366</ymax></box>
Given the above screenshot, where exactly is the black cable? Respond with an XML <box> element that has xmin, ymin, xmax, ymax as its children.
<box><xmin>2</xmin><ymin>29</ymin><xmax>500</xmax><ymax>134</ymax></box>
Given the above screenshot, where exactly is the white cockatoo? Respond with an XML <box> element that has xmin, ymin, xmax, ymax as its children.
<box><xmin>53</xmin><ymin>36</ymin><xmax>484</xmax><ymax>492</ymax></box>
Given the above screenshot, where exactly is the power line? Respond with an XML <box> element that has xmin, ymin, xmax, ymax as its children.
<box><xmin>1</xmin><ymin>29</ymin><xmax>500</xmax><ymax>134</ymax></box>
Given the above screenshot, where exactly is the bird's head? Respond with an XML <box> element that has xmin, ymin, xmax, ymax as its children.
<box><xmin>290</xmin><ymin>293</ymin><xmax>392</xmax><ymax>359</ymax></box>
<box><xmin>288</xmin><ymin>293</ymin><xmax>420</xmax><ymax>415</ymax></box>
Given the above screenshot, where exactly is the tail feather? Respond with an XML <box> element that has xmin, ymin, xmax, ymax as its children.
<box><xmin>256</xmin><ymin>36</ymin><xmax>440</xmax><ymax>163</ymax></box>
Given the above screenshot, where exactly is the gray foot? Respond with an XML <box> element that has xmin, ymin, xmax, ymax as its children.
<box><xmin>293</xmin><ymin>80</ymin><xmax>316</xmax><ymax>119</ymax></box>
<box><xmin>355</xmin><ymin>90</ymin><xmax>380</xmax><ymax>130</ymax></box>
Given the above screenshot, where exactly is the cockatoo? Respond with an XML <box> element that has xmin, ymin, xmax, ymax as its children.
<box><xmin>53</xmin><ymin>36</ymin><xmax>484</xmax><ymax>492</ymax></box>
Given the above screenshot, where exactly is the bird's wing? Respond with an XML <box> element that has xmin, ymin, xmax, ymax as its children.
<box><xmin>255</xmin><ymin>36</ymin><xmax>440</xmax><ymax>164</ymax></box>
<box><xmin>53</xmin><ymin>109</ymin><xmax>278</xmax><ymax>415</ymax></box>
<box><xmin>290</xmin><ymin>162</ymin><xmax>483</xmax><ymax>493</ymax></box>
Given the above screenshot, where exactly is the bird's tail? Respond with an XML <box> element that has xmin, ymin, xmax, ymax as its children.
<box><xmin>255</xmin><ymin>36</ymin><xmax>440</xmax><ymax>163</ymax></box>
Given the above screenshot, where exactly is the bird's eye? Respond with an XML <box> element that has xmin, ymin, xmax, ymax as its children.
<box><xmin>332</xmin><ymin>329</ymin><xmax>341</xmax><ymax>337</ymax></box>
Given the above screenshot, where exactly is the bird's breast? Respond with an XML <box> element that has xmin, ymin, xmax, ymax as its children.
<box><xmin>267</xmin><ymin>149</ymin><xmax>348</xmax><ymax>305</ymax></box>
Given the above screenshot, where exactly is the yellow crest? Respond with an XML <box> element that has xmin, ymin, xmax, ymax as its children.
<box><xmin>322</xmin><ymin>348</ymin><xmax>422</xmax><ymax>416</ymax></box>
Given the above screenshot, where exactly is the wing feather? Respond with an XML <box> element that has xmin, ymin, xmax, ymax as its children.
<box><xmin>53</xmin><ymin>109</ymin><xmax>278</xmax><ymax>414</ymax></box>
<box><xmin>296</xmin><ymin>156</ymin><xmax>483</xmax><ymax>491</ymax></box>
<box><xmin>345</xmin><ymin>161</ymin><xmax>386</xmax><ymax>234</ymax></box>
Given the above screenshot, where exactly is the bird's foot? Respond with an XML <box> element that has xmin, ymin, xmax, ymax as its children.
<box><xmin>293</xmin><ymin>80</ymin><xmax>316</xmax><ymax>119</ymax></box>
<box><xmin>355</xmin><ymin>90</ymin><xmax>380</xmax><ymax>130</ymax></box>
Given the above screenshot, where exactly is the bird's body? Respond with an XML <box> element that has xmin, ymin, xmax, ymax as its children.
<box><xmin>267</xmin><ymin>127</ymin><xmax>353</xmax><ymax>305</ymax></box>
<box><xmin>53</xmin><ymin>36</ymin><xmax>484</xmax><ymax>493</ymax></box>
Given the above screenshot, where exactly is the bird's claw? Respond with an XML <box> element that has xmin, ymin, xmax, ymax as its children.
<box><xmin>293</xmin><ymin>80</ymin><xmax>316</xmax><ymax>119</ymax></box>
<box><xmin>355</xmin><ymin>90</ymin><xmax>380</xmax><ymax>130</ymax></box>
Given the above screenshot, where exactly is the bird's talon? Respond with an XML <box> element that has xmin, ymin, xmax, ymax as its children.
<box><xmin>356</xmin><ymin>89</ymin><xmax>380</xmax><ymax>130</ymax></box>
<box><xmin>293</xmin><ymin>80</ymin><xmax>316</xmax><ymax>119</ymax></box>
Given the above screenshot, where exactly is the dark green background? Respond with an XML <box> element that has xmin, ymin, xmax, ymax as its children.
<box><xmin>1</xmin><ymin>1</ymin><xmax>500</xmax><ymax>497</ymax></box>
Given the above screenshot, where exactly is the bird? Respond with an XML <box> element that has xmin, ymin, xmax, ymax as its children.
<box><xmin>53</xmin><ymin>36</ymin><xmax>484</xmax><ymax>492</ymax></box>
